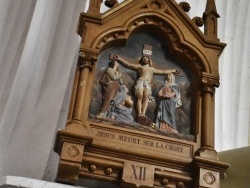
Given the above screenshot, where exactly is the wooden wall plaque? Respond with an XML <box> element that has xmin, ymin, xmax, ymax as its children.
<box><xmin>54</xmin><ymin>0</ymin><xmax>229</xmax><ymax>187</ymax></box>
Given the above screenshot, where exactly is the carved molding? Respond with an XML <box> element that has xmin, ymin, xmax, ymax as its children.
<box><xmin>78</xmin><ymin>0</ymin><xmax>226</xmax><ymax>55</ymax></box>
<box><xmin>66</xmin><ymin>146</ymin><xmax>80</xmax><ymax>158</ymax></box>
<box><xmin>56</xmin><ymin>160</ymin><xmax>82</xmax><ymax>184</ymax></box>
<box><xmin>80</xmin><ymin>155</ymin><xmax>194</xmax><ymax>187</ymax></box>
<box><xmin>93</xmin><ymin>14</ymin><xmax>207</xmax><ymax>73</ymax></box>
<box><xmin>94</xmin><ymin>29</ymin><xmax>126</xmax><ymax>50</ymax></box>
<box><xmin>54</xmin><ymin>129</ymin><xmax>93</xmax><ymax>155</ymax></box>
<box><xmin>203</xmin><ymin>172</ymin><xmax>216</xmax><ymax>185</ymax></box>
<box><xmin>150</xmin><ymin>0</ymin><xmax>165</xmax><ymax>10</ymax></box>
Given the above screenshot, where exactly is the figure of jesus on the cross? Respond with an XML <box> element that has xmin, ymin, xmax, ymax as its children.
<box><xmin>112</xmin><ymin>44</ymin><xmax>180</xmax><ymax>124</ymax></box>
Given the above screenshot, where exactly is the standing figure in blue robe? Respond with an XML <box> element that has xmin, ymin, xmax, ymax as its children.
<box><xmin>155</xmin><ymin>73</ymin><xmax>182</xmax><ymax>133</ymax></box>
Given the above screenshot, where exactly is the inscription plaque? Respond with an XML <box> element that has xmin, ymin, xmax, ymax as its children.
<box><xmin>91</xmin><ymin>125</ymin><xmax>193</xmax><ymax>158</ymax></box>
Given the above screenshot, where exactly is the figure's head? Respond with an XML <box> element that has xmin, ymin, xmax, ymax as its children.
<box><xmin>139</xmin><ymin>56</ymin><xmax>152</xmax><ymax>66</ymax></box>
<box><xmin>162</xmin><ymin>86</ymin><xmax>172</xmax><ymax>93</ymax></box>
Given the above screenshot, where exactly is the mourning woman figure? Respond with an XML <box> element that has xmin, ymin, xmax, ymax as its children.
<box><xmin>155</xmin><ymin>73</ymin><xmax>182</xmax><ymax>133</ymax></box>
<box><xmin>109</xmin><ymin>85</ymin><xmax>135</xmax><ymax>124</ymax></box>
<box><xmin>98</xmin><ymin>59</ymin><xmax>123</xmax><ymax>118</ymax></box>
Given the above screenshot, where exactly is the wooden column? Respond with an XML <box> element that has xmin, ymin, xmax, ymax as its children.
<box><xmin>194</xmin><ymin>74</ymin><xmax>229</xmax><ymax>188</ymax></box>
<box><xmin>72</xmin><ymin>51</ymin><xmax>97</xmax><ymax>122</ymax></box>
<box><xmin>197</xmin><ymin>72</ymin><xmax>220</xmax><ymax>160</ymax></box>
<box><xmin>66</xmin><ymin>50</ymin><xmax>97</xmax><ymax>128</ymax></box>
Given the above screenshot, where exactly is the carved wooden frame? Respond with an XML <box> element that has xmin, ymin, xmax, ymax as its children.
<box><xmin>54</xmin><ymin>0</ymin><xmax>229</xmax><ymax>187</ymax></box>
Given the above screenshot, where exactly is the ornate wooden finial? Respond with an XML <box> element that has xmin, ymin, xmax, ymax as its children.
<box><xmin>205</xmin><ymin>0</ymin><xmax>218</xmax><ymax>13</ymax></box>
<box><xmin>179</xmin><ymin>2</ymin><xmax>191</xmax><ymax>12</ymax></box>
<box><xmin>104</xmin><ymin>0</ymin><xmax>118</xmax><ymax>8</ymax></box>
<box><xmin>192</xmin><ymin>16</ymin><xmax>204</xmax><ymax>27</ymax></box>
<box><xmin>87</xmin><ymin>0</ymin><xmax>102</xmax><ymax>14</ymax></box>
<box><xmin>203</xmin><ymin>0</ymin><xmax>220</xmax><ymax>40</ymax></box>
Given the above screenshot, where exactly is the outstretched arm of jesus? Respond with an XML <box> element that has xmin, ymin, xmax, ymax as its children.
<box><xmin>153</xmin><ymin>68</ymin><xmax>180</xmax><ymax>75</ymax></box>
<box><xmin>113</xmin><ymin>55</ymin><xmax>138</xmax><ymax>70</ymax></box>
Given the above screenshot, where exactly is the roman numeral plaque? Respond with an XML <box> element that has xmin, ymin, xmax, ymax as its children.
<box><xmin>122</xmin><ymin>161</ymin><xmax>154</xmax><ymax>188</ymax></box>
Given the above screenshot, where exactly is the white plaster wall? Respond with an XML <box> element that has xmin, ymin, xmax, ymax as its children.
<box><xmin>0</xmin><ymin>0</ymin><xmax>85</xmax><ymax>180</ymax></box>
<box><xmin>0</xmin><ymin>0</ymin><xmax>249</xmax><ymax>185</ymax></box>
<box><xmin>215</xmin><ymin>0</ymin><xmax>250</xmax><ymax>151</ymax></box>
